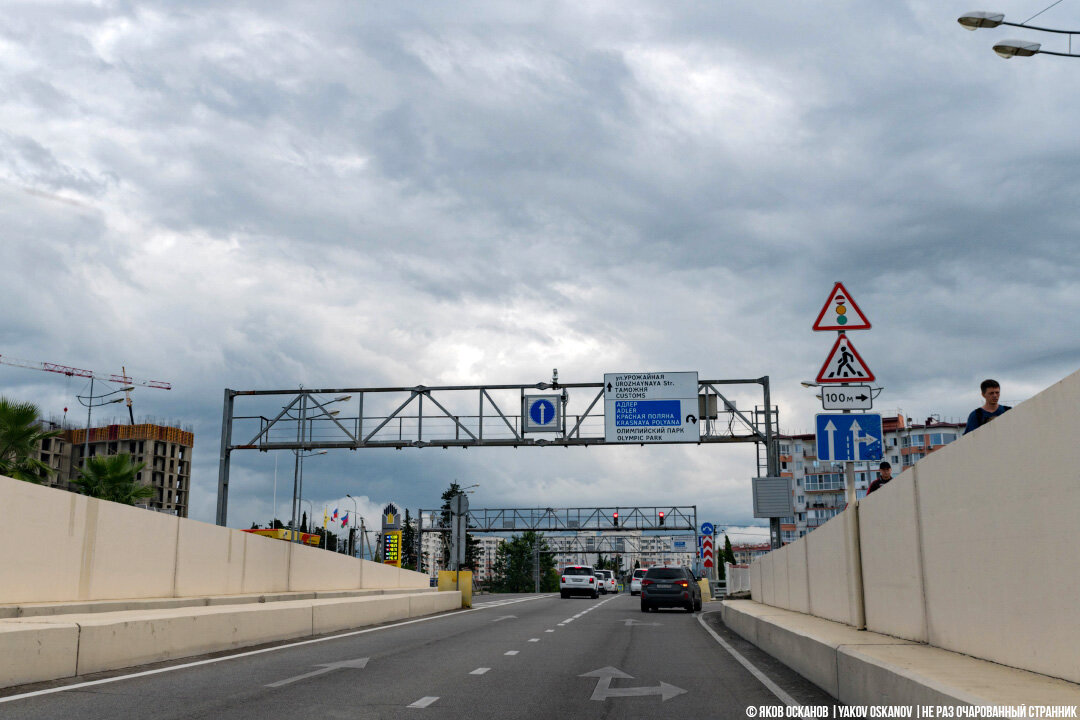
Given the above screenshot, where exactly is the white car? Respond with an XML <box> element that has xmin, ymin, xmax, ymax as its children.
<box><xmin>600</xmin><ymin>570</ymin><xmax>618</xmax><ymax>594</ymax></box>
<box><xmin>629</xmin><ymin>568</ymin><xmax>646</xmax><ymax>596</ymax></box>
<box><xmin>560</xmin><ymin>565</ymin><xmax>599</xmax><ymax>599</ymax></box>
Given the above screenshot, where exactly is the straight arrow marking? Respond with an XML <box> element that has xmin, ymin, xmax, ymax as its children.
<box><xmin>266</xmin><ymin>657</ymin><xmax>369</xmax><ymax>688</ymax></box>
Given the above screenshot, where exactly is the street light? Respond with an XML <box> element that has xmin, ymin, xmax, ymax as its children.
<box><xmin>75</xmin><ymin>381</ymin><xmax>136</xmax><ymax>465</ymax></box>
<box><xmin>287</xmin><ymin>392</ymin><xmax>351</xmax><ymax>543</ymax></box>
<box><xmin>958</xmin><ymin>11</ymin><xmax>1080</xmax><ymax>58</ymax></box>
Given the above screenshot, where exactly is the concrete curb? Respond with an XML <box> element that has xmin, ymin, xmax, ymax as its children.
<box><xmin>721</xmin><ymin>600</ymin><xmax>1080</xmax><ymax>706</ymax></box>
<box><xmin>0</xmin><ymin>591</ymin><xmax>461</xmax><ymax>689</ymax></box>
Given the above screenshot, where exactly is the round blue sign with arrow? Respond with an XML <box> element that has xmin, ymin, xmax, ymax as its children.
<box><xmin>529</xmin><ymin>399</ymin><xmax>556</xmax><ymax>426</ymax></box>
<box><xmin>701</xmin><ymin>522</ymin><xmax>714</xmax><ymax>536</ymax></box>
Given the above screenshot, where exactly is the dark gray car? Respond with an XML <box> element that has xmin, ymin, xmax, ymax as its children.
<box><xmin>640</xmin><ymin>566</ymin><xmax>702</xmax><ymax>613</ymax></box>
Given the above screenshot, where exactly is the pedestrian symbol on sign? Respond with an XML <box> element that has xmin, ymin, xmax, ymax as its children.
<box><xmin>816</xmin><ymin>335</ymin><xmax>875</xmax><ymax>384</ymax></box>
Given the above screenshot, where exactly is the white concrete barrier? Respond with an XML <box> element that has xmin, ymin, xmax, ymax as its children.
<box><xmin>748</xmin><ymin>365</ymin><xmax>1080</xmax><ymax>687</ymax></box>
<box><xmin>0</xmin><ymin>474</ymin><xmax>431</xmax><ymax>604</ymax></box>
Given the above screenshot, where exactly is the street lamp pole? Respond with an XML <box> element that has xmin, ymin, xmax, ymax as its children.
<box><xmin>345</xmin><ymin>494</ymin><xmax>359</xmax><ymax>556</ymax></box>
<box><xmin>76</xmin><ymin>379</ymin><xmax>134</xmax><ymax>468</ymax></box>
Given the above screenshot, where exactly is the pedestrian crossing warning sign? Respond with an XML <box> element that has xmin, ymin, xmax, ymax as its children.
<box><xmin>816</xmin><ymin>335</ymin><xmax>875</xmax><ymax>383</ymax></box>
<box><xmin>812</xmin><ymin>282</ymin><xmax>871</xmax><ymax>331</ymax></box>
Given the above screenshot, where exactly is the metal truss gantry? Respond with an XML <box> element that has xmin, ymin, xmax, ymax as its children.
<box><xmin>419</xmin><ymin>506</ymin><xmax>698</xmax><ymax>533</ymax></box>
<box><xmin>216</xmin><ymin>375</ymin><xmax>780</xmax><ymax>532</ymax></box>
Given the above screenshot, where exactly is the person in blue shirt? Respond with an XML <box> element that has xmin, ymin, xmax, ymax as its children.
<box><xmin>964</xmin><ymin>379</ymin><xmax>1011</xmax><ymax>435</ymax></box>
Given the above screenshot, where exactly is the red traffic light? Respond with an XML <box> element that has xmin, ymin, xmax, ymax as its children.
<box><xmin>613</xmin><ymin>511</ymin><xmax>619</xmax><ymax>527</ymax></box>
<box><xmin>658</xmin><ymin>511</ymin><xmax>665</xmax><ymax>526</ymax></box>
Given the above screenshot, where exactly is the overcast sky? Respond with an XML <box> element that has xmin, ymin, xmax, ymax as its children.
<box><xmin>3</xmin><ymin>1</ymin><xmax>1079</xmax><ymax>542</ymax></box>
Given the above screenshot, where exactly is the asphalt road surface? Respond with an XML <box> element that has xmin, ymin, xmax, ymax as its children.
<box><xmin>1</xmin><ymin>593</ymin><xmax>835</xmax><ymax>719</ymax></box>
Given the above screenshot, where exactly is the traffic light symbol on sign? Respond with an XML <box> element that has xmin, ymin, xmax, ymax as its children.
<box><xmin>812</xmin><ymin>282</ymin><xmax>871</xmax><ymax>331</ymax></box>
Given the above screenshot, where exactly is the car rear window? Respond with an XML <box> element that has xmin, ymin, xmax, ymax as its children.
<box><xmin>644</xmin><ymin>568</ymin><xmax>685</xmax><ymax>580</ymax></box>
<box><xmin>563</xmin><ymin>567</ymin><xmax>594</xmax><ymax>576</ymax></box>
<box><xmin>633</xmin><ymin>569</ymin><xmax>646</xmax><ymax>578</ymax></box>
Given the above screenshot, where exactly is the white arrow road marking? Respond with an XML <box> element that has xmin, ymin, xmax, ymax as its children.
<box><xmin>266</xmin><ymin>658</ymin><xmax>369</xmax><ymax>688</ymax></box>
<box><xmin>408</xmin><ymin>696</ymin><xmax>439</xmax><ymax>708</ymax></box>
<box><xmin>622</xmin><ymin>619</ymin><xmax>661</xmax><ymax>627</ymax></box>
<box><xmin>491</xmin><ymin>615</ymin><xmax>517</xmax><ymax>622</ymax></box>
<box><xmin>580</xmin><ymin>667</ymin><xmax>686</xmax><ymax>702</ymax></box>
<box><xmin>824</xmin><ymin>420</ymin><xmax>837</xmax><ymax>460</ymax></box>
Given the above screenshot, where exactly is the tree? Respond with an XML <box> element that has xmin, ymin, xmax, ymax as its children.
<box><xmin>71</xmin><ymin>453</ymin><xmax>152</xmax><ymax>506</ymax></box>
<box><xmin>0</xmin><ymin>397</ymin><xmax>60</xmax><ymax>483</ymax></box>
<box><xmin>401</xmin><ymin>509</ymin><xmax>417</xmax><ymax>570</ymax></box>
<box><xmin>440</xmin><ymin>482</ymin><xmax>481</xmax><ymax>569</ymax></box>
<box><xmin>491</xmin><ymin>531</ymin><xmax>558</xmax><ymax>593</ymax></box>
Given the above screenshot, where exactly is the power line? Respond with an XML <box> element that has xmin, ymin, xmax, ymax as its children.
<box><xmin>1024</xmin><ymin>0</ymin><xmax>1068</xmax><ymax>25</ymax></box>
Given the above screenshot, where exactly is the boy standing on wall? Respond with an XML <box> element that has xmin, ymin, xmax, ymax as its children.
<box><xmin>964</xmin><ymin>379</ymin><xmax>1011</xmax><ymax>435</ymax></box>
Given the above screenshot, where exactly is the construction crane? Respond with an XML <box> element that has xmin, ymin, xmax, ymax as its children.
<box><xmin>0</xmin><ymin>354</ymin><xmax>171</xmax><ymax>424</ymax></box>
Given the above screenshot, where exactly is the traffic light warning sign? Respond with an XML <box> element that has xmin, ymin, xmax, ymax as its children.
<box><xmin>812</xmin><ymin>282</ymin><xmax>871</xmax><ymax>331</ymax></box>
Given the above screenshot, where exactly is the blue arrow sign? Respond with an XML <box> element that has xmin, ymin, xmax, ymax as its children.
<box><xmin>815</xmin><ymin>413</ymin><xmax>883</xmax><ymax>462</ymax></box>
<box><xmin>700</xmin><ymin>522</ymin><xmax>714</xmax><ymax>536</ymax></box>
<box><xmin>529</xmin><ymin>399</ymin><xmax>556</xmax><ymax>426</ymax></box>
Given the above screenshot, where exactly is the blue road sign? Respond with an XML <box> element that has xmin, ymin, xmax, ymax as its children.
<box><xmin>674</xmin><ymin>540</ymin><xmax>686</xmax><ymax>549</ymax></box>
<box><xmin>700</xmin><ymin>522</ymin><xmax>714</xmax><ymax>536</ymax></box>
<box><xmin>815</xmin><ymin>413</ymin><xmax>883</xmax><ymax>462</ymax></box>
<box><xmin>529</xmin><ymin>398</ymin><xmax>557</xmax><ymax>426</ymax></box>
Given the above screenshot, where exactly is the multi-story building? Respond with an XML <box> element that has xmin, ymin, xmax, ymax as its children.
<box><xmin>34</xmin><ymin>422</ymin><xmax>194</xmax><ymax>518</ymax></box>
<box><xmin>473</xmin><ymin>535</ymin><xmax>505</xmax><ymax>582</ymax></box>
<box><xmin>548</xmin><ymin>531</ymin><xmax>696</xmax><ymax>573</ymax></box>
<box><xmin>777</xmin><ymin>414</ymin><xmax>963</xmax><ymax>543</ymax></box>
<box><xmin>732</xmin><ymin>543</ymin><xmax>771</xmax><ymax>566</ymax></box>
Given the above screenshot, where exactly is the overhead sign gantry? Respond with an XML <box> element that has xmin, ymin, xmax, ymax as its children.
<box><xmin>215</xmin><ymin>372</ymin><xmax>780</xmax><ymax>529</ymax></box>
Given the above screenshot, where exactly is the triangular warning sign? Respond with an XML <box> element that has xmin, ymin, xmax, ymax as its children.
<box><xmin>816</xmin><ymin>335</ymin><xmax>875</xmax><ymax>384</ymax></box>
<box><xmin>812</xmin><ymin>282</ymin><xmax>871</xmax><ymax>331</ymax></box>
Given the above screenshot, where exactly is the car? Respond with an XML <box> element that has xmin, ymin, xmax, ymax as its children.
<box><xmin>594</xmin><ymin>571</ymin><xmax>607</xmax><ymax>594</ymax></box>
<box><xmin>640</xmin><ymin>566</ymin><xmax>702</xmax><ymax>613</ymax></box>
<box><xmin>629</xmin><ymin>568</ymin><xmax>646</xmax><ymax>596</ymax></box>
<box><xmin>599</xmin><ymin>570</ymin><xmax>617</xmax><ymax>594</ymax></box>
<box><xmin>560</xmin><ymin>565</ymin><xmax>599</xmax><ymax>599</ymax></box>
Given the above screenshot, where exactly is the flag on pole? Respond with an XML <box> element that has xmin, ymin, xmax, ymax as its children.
<box><xmin>341</xmin><ymin>512</ymin><xmax>349</xmax><ymax>528</ymax></box>
<box><xmin>332</xmin><ymin>507</ymin><xmax>339</xmax><ymax>521</ymax></box>
<box><xmin>323</xmin><ymin>507</ymin><xmax>329</xmax><ymax>530</ymax></box>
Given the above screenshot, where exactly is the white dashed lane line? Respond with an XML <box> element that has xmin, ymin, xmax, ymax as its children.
<box><xmin>470</xmin><ymin>668</ymin><xmax>490</xmax><ymax>675</ymax></box>
<box><xmin>408</xmin><ymin>696</ymin><xmax>439</xmax><ymax>708</ymax></box>
<box><xmin>504</xmin><ymin>651</ymin><xmax>519</xmax><ymax>656</ymax></box>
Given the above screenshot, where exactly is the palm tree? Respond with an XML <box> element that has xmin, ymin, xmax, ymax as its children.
<box><xmin>0</xmin><ymin>397</ymin><xmax>60</xmax><ymax>483</ymax></box>
<box><xmin>72</xmin><ymin>453</ymin><xmax>152</xmax><ymax>506</ymax></box>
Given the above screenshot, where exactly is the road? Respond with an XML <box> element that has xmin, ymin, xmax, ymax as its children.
<box><xmin>1</xmin><ymin>593</ymin><xmax>834</xmax><ymax>719</ymax></box>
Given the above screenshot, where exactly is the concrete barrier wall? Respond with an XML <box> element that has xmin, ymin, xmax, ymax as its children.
<box><xmin>749</xmin><ymin>366</ymin><xmax>1080</xmax><ymax>685</ymax></box>
<box><xmin>0</xmin><ymin>474</ymin><xmax>430</xmax><ymax>604</ymax></box>
<box><xmin>859</xmin><ymin>464</ymin><xmax>927</xmax><ymax>643</ymax></box>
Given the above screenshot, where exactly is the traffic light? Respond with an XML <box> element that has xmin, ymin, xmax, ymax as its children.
<box><xmin>613</xmin><ymin>511</ymin><xmax>619</xmax><ymax>527</ymax></box>
<box><xmin>658</xmin><ymin>511</ymin><xmax>665</xmax><ymax>526</ymax></box>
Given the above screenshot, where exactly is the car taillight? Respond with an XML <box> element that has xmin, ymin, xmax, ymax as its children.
<box><xmin>642</xmin><ymin>579</ymin><xmax>653</xmax><ymax>586</ymax></box>
<box><xmin>589</xmin><ymin>577</ymin><xmax>594</xmax><ymax>584</ymax></box>
<box><xmin>678</xmin><ymin>581</ymin><xmax>689</xmax><ymax>588</ymax></box>
<box><xmin>561</xmin><ymin>577</ymin><xmax>566</xmax><ymax>583</ymax></box>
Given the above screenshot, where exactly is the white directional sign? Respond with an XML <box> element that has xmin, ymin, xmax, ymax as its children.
<box><xmin>603</xmin><ymin>372</ymin><xmax>700</xmax><ymax>444</ymax></box>
<box><xmin>820</xmin><ymin>385</ymin><xmax>873</xmax><ymax>410</ymax></box>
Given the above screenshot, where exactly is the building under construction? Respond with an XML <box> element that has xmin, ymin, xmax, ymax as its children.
<box><xmin>36</xmin><ymin>422</ymin><xmax>194</xmax><ymax>518</ymax></box>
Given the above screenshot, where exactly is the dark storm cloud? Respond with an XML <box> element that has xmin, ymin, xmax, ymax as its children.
<box><xmin>2</xmin><ymin>0</ymin><xmax>1080</xmax><ymax>529</ymax></box>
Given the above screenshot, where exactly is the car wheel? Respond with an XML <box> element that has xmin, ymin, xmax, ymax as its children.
<box><xmin>560</xmin><ymin>590</ymin><xmax>568</xmax><ymax>599</ymax></box>
<box><xmin>694</xmin><ymin>597</ymin><xmax>702</xmax><ymax>612</ymax></box>
<box><xmin>592</xmin><ymin>590</ymin><xmax>599</xmax><ymax>599</ymax></box>
<box><xmin>640</xmin><ymin>601</ymin><xmax>649</xmax><ymax>613</ymax></box>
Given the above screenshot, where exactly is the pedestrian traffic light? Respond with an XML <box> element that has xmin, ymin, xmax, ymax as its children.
<box><xmin>613</xmin><ymin>511</ymin><xmax>619</xmax><ymax>527</ymax></box>
<box><xmin>658</xmin><ymin>511</ymin><xmax>665</xmax><ymax>526</ymax></box>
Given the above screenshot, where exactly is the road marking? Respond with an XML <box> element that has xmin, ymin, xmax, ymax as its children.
<box><xmin>580</xmin><ymin>666</ymin><xmax>686</xmax><ymax>702</ymax></box>
<box><xmin>0</xmin><ymin>595</ymin><xmax>554</xmax><ymax>704</ymax></box>
<box><xmin>470</xmin><ymin>668</ymin><xmax>490</xmax><ymax>675</ymax></box>
<box><xmin>528</xmin><ymin>638</ymin><xmax>539</xmax><ymax>642</ymax></box>
<box><xmin>408</xmin><ymin>696</ymin><xmax>439</xmax><ymax>708</ymax></box>
<box><xmin>492</xmin><ymin>615</ymin><xmax>517</xmax><ymax>622</ymax></box>
<box><xmin>697</xmin><ymin>611</ymin><xmax>797</xmax><ymax>707</ymax></box>
<box><xmin>266</xmin><ymin>657</ymin><xmax>368</xmax><ymax>688</ymax></box>
<box><xmin>504</xmin><ymin>650</ymin><xmax>519</xmax><ymax>656</ymax></box>
<box><xmin>622</xmin><ymin>619</ymin><xmax>661</xmax><ymax>626</ymax></box>
<box><xmin>545</xmin><ymin>629</ymin><xmax>554</xmax><ymax>632</ymax></box>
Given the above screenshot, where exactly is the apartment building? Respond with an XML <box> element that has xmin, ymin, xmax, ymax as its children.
<box><xmin>777</xmin><ymin>414</ymin><xmax>963</xmax><ymax>543</ymax></box>
<box><xmin>37</xmin><ymin>423</ymin><xmax>195</xmax><ymax>518</ymax></box>
<box><xmin>548</xmin><ymin>531</ymin><xmax>696</xmax><ymax>573</ymax></box>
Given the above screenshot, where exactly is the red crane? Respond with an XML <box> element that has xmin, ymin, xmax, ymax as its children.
<box><xmin>0</xmin><ymin>354</ymin><xmax>171</xmax><ymax>424</ymax></box>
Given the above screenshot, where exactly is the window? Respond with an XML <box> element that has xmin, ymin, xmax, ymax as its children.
<box><xmin>891</xmin><ymin>455</ymin><xmax>899</xmax><ymax>465</ymax></box>
<box><xmin>911</xmin><ymin>434</ymin><xmax>923</xmax><ymax>446</ymax></box>
<box><xmin>780</xmin><ymin>444</ymin><xmax>791</xmax><ymax>455</ymax></box>
<box><xmin>795</xmin><ymin>461</ymin><xmax>803</xmax><ymax>470</ymax></box>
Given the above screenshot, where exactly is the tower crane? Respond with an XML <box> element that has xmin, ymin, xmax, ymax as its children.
<box><xmin>0</xmin><ymin>354</ymin><xmax>171</xmax><ymax>425</ymax></box>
